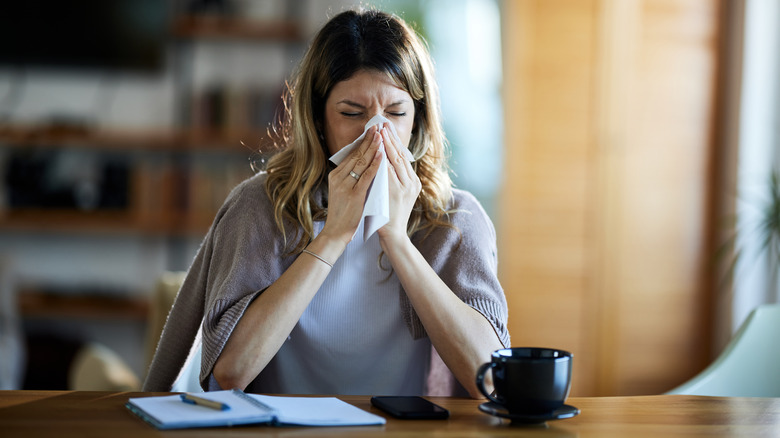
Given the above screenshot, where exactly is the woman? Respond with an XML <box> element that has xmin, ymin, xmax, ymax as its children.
<box><xmin>144</xmin><ymin>9</ymin><xmax>508</xmax><ymax>398</ymax></box>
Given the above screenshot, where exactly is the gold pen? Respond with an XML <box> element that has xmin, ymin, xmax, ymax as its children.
<box><xmin>180</xmin><ymin>393</ymin><xmax>231</xmax><ymax>411</ymax></box>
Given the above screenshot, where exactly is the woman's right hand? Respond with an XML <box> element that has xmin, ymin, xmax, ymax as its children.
<box><xmin>320</xmin><ymin>126</ymin><xmax>383</xmax><ymax>245</ymax></box>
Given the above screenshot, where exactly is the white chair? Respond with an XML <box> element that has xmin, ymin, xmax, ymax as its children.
<box><xmin>667</xmin><ymin>303</ymin><xmax>780</xmax><ymax>397</ymax></box>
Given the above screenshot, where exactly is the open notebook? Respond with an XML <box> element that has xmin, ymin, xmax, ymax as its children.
<box><xmin>126</xmin><ymin>389</ymin><xmax>386</xmax><ymax>430</ymax></box>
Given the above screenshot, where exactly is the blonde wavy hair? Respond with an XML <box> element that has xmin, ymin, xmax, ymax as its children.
<box><xmin>265</xmin><ymin>9</ymin><xmax>455</xmax><ymax>253</ymax></box>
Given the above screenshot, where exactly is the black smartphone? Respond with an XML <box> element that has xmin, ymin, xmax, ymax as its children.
<box><xmin>370</xmin><ymin>396</ymin><xmax>449</xmax><ymax>419</ymax></box>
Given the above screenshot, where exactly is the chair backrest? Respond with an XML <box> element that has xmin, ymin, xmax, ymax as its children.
<box><xmin>667</xmin><ymin>303</ymin><xmax>780</xmax><ymax>397</ymax></box>
<box><xmin>144</xmin><ymin>271</ymin><xmax>187</xmax><ymax>371</ymax></box>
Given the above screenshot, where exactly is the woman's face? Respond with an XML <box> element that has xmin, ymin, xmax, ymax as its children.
<box><xmin>322</xmin><ymin>69</ymin><xmax>415</xmax><ymax>156</ymax></box>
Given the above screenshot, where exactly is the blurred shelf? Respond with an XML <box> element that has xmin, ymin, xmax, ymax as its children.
<box><xmin>19</xmin><ymin>289</ymin><xmax>149</xmax><ymax>321</ymax></box>
<box><xmin>172</xmin><ymin>15</ymin><xmax>304</xmax><ymax>42</ymax></box>
<box><xmin>0</xmin><ymin>124</ymin><xmax>267</xmax><ymax>153</ymax></box>
<box><xmin>0</xmin><ymin>209</ymin><xmax>138</xmax><ymax>233</ymax></box>
<box><xmin>0</xmin><ymin>14</ymin><xmax>291</xmax><ymax>240</ymax></box>
<box><xmin>0</xmin><ymin>208</ymin><xmax>217</xmax><ymax>236</ymax></box>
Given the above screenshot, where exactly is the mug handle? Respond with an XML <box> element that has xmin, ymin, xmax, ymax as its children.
<box><xmin>475</xmin><ymin>362</ymin><xmax>502</xmax><ymax>405</ymax></box>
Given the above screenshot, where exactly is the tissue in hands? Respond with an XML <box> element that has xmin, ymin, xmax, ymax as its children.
<box><xmin>329</xmin><ymin>114</ymin><xmax>415</xmax><ymax>241</ymax></box>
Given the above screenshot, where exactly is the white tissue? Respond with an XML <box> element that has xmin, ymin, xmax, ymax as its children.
<box><xmin>329</xmin><ymin>114</ymin><xmax>415</xmax><ymax>241</ymax></box>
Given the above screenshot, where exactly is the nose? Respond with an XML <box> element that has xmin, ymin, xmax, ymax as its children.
<box><xmin>368</xmin><ymin>108</ymin><xmax>383</xmax><ymax>121</ymax></box>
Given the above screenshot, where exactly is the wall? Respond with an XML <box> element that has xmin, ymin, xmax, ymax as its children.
<box><xmin>500</xmin><ymin>0</ymin><xmax>724</xmax><ymax>396</ymax></box>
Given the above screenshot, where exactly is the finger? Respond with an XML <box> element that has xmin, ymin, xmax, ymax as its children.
<box><xmin>382</xmin><ymin>127</ymin><xmax>411</xmax><ymax>181</ymax></box>
<box><xmin>357</xmin><ymin>125</ymin><xmax>379</xmax><ymax>155</ymax></box>
<box><xmin>390</xmin><ymin>128</ymin><xmax>416</xmax><ymax>180</ymax></box>
<box><xmin>384</xmin><ymin>125</ymin><xmax>411</xmax><ymax>156</ymax></box>
<box><xmin>331</xmin><ymin>127</ymin><xmax>380</xmax><ymax>182</ymax></box>
<box><xmin>353</xmin><ymin>146</ymin><xmax>383</xmax><ymax>191</ymax></box>
<box><xmin>350</xmin><ymin>125</ymin><xmax>380</xmax><ymax>167</ymax></box>
<box><xmin>345</xmin><ymin>129</ymin><xmax>381</xmax><ymax>183</ymax></box>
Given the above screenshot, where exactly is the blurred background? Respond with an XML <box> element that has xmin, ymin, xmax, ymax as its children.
<box><xmin>0</xmin><ymin>0</ymin><xmax>777</xmax><ymax>396</ymax></box>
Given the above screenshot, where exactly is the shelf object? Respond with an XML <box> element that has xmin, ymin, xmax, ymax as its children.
<box><xmin>0</xmin><ymin>124</ymin><xmax>267</xmax><ymax>152</ymax></box>
<box><xmin>19</xmin><ymin>289</ymin><xmax>149</xmax><ymax>321</ymax></box>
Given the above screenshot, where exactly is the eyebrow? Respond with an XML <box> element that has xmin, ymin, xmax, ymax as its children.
<box><xmin>336</xmin><ymin>99</ymin><xmax>408</xmax><ymax>108</ymax></box>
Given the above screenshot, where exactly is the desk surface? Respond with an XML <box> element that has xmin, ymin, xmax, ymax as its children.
<box><xmin>1</xmin><ymin>391</ymin><xmax>779</xmax><ymax>437</ymax></box>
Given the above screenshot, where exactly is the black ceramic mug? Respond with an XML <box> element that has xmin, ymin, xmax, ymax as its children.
<box><xmin>476</xmin><ymin>347</ymin><xmax>573</xmax><ymax>415</ymax></box>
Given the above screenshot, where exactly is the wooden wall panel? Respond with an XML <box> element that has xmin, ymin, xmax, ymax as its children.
<box><xmin>500</xmin><ymin>0</ymin><xmax>721</xmax><ymax>396</ymax></box>
<box><xmin>500</xmin><ymin>0</ymin><xmax>599</xmax><ymax>396</ymax></box>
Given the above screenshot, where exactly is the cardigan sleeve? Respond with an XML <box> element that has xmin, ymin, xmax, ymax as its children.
<box><xmin>142</xmin><ymin>175</ymin><xmax>257</xmax><ymax>391</ymax></box>
<box><xmin>142</xmin><ymin>224</ymin><xmax>213</xmax><ymax>391</ymax></box>
<box><xmin>198</xmin><ymin>174</ymin><xmax>297</xmax><ymax>389</ymax></box>
<box><xmin>406</xmin><ymin>189</ymin><xmax>510</xmax><ymax>348</ymax></box>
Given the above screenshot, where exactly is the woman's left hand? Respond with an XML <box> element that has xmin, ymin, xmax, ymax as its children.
<box><xmin>377</xmin><ymin>126</ymin><xmax>421</xmax><ymax>247</ymax></box>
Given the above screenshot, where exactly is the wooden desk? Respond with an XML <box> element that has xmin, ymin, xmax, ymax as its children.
<box><xmin>1</xmin><ymin>391</ymin><xmax>778</xmax><ymax>437</ymax></box>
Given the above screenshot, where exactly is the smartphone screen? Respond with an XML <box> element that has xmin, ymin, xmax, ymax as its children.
<box><xmin>370</xmin><ymin>396</ymin><xmax>450</xmax><ymax>419</ymax></box>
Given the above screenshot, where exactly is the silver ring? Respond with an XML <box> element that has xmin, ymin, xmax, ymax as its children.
<box><xmin>349</xmin><ymin>170</ymin><xmax>361</xmax><ymax>180</ymax></box>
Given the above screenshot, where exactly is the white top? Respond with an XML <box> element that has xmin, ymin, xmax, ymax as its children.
<box><xmin>253</xmin><ymin>221</ymin><xmax>431</xmax><ymax>395</ymax></box>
